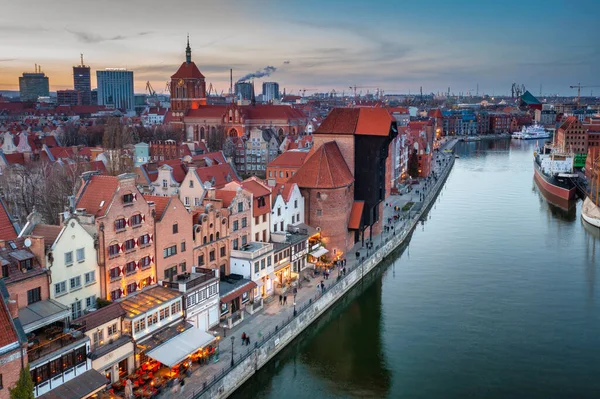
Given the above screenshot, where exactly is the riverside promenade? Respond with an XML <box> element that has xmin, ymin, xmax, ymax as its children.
<box><xmin>163</xmin><ymin>138</ymin><xmax>459</xmax><ymax>399</ymax></box>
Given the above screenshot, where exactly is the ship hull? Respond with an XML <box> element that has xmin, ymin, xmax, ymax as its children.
<box><xmin>581</xmin><ymin>197</ymin><xmax>600</xmax><ymax>228</ymax></box>
<box><xmin>533</xmin><ymin>160</ymin><xmax>576</xmax><ymax>200</ymax></box>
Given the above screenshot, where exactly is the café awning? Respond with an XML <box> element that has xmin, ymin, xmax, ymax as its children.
<box><xmin>146</xmin><ymin>328</ymin><xmax>216</xmax><ymax>368</ymax></box>
<box><xmin>309</xmin><ymin>247</ymin><xmax>329</xmax><ymax>258</ymax></box>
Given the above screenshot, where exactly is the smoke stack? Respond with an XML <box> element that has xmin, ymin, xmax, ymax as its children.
<box><xmin>35</xmin><ymin>63</ymin><xmax>37</xmax><ymax>73</ymax></box>
<box><xmin>230</xmin><ymin>69</ymin><xmax>233</xmax><ymax>94</ymax></box>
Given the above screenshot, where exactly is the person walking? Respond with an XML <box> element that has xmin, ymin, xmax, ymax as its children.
<box><xmin>180</xmin><ymin>378</ymin><xmax>185</xmax><ymax>393</ymax></box>
<box><xmin>279</xmin><ymin>294</ymin><xmax>283</xmax><ymax>305</ymax></box>
<box><xmin>246</xmin><ymin>335</ymin><xmax>251</xmax><ymax>346</ymax></box>
<box><xmin>241</xmin><ymin>332</ymin><xmax>247</xmax><ymax>345</ymax></box>
<box><xmin>283</xmin><ymin>295</ymin><xmax>287</xmax><ymax>305</ymax></box>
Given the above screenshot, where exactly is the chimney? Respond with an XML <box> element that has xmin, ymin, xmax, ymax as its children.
<box><xmin>27</xmin><ymin>236</ymin><xmax>46</xmax><ymax>268</ymax></box>
<box><xmin>8</xmin><ymin>298</ymin><xmax>18</xmax><ymax>319</ymax></box>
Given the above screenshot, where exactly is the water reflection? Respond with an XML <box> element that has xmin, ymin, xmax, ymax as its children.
<box><xmin>532</xmin><ymin>179</ymin><xmax>577</xmax><ymax>221</ymax></box>
<box><xmin>301</xmin><ymin>279</ymin><xmax>391</xmax><ymax>398</ymax></box>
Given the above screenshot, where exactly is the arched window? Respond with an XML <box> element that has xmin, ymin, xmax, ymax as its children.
<box><xmin>210</xmin><ymin>234</ymin><xmax>214</xmax><ymax>242</ymax></box>
<box><xmin>216</xmin><ymin>232</ymin><xmax>220</xmax><ymax>240</ymax></box>
<box><xmin>203</xmin><ymin>236</ymin><xmax>207</xmax><ymax>244</ymax></box>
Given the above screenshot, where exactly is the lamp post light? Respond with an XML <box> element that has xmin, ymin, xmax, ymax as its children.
<box><xmin>230</xmin><ymin>336</ymin><xmax>235</xmax><ymax>367</ymax></box>
<box><xmin>293</xmin><ymin>294</ymin><xmax>297</xmax><ymax>317</ymax></box>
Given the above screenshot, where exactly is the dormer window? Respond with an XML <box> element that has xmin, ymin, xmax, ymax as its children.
<box><xmin>123</xmin><ymin>193</ymin><xmax>134</xmax><ymax>204</ymax></box>
<box><xmin>20</xmin><ymin>258</ymin><xmax>33</xmax><ymax>271</ymax></box>
<box><xmin>8</xmin><ymin>241</ymin><xmax>16</xmax><ymax>250</ymax></box>
<box><xmin>2</xmin><ymin>264</ymin><xmax>9</xmax><ymax>278</ymax></box>
<box><xmin>189</xmin><ymin>180</ymin><xmax>194</xmax><ymax>188</ymax></box>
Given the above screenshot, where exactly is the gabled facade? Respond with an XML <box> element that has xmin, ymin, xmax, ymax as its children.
<box><xmin>270</xmin><ymin>183</ymin><xmax>304</xmax><ymax>235</ymax></box>
<box><xmin>75</xmin><ymin>173</ymin><xmax>156</xmax><ymax>301</ymax></box>
<box><xmin>192</xmin><ymin>199</ymin><xmax>230</xmax><ymax>276</ymax></box>
<box><xmin>20</xmin><ymin>215</ymin><xmax>100</xmax><ymax>320</ymax></box>
<box><xmin>150</xmin><ymin>164</ymin><xmax>180</xmax><ymax>197</ymax></box>
<box><xmin>145</xmin><ymin>195</ymin><xmax>193</xmax><ymax>283</ymax></box>
<box><xmin>179</xmin><ymin>166</ymin><xmax>207</xmax><ymax>209</ymax></box>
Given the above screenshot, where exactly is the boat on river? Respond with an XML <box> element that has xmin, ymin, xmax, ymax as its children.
<box><xmin>582</xmin><ymin>152</ymin><xmax>600</xmax><ymax>228</ymax></box>
<box><xmin>533</xmin><ymin>144</ymin><xmax>577</xmax><ymax>200</ymax></box>
<box><xmin>513</xmin><ymin>124</ymin><xmax>552</xmax><ymax>140</ymax></box>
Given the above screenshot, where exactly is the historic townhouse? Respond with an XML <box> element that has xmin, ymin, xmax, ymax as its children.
<box><xmin>144</xmin><ymin>195</ymin><xmax>193</xmax><ymax>283</ymax></box>
<box><xmin>191</xmin><ymin>197</ymin><xmax>230</xmax><ymax>277</ymax></box>
<box><xmin>20</xmin><ymin>213</ymin><xmax>100</xmax><ymax>320</ymax></box>
<box><xmin>270</xmin><ymin>183</ymin><xmax>305</xmax><ymax>235</ymax></box>
<box><xmin>75</xmin><ymin>173</ymin><xmax>156</xmax><ymax>301</ymax></box>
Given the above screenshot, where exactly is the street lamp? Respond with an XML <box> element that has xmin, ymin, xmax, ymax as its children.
<box><xmin>293</xmin><ymin>294</ymin><xmax>297</xmax><ymax>317</ymax></box>
<box><xmin>230</xmin><ymin>336</ymin><xmax>235</xmax><ymax>367</ymax></box>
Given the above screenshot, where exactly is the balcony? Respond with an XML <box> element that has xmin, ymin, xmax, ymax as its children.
<box><xmin>230</xmin><ymin>242</ymin><xmax>273</xmax><ymax>261</ymax></box>
<box><xmin>27</xmin><ymin>323</ymin><xmax>87</xmax><ymax>364</ymax></box>
<box><xmin>161</xmin><ymin>268</ymin><xmax>218</xmax><ymax>293</ymax></box>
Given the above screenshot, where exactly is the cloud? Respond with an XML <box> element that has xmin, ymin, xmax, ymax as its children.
<box><xmin>0</xmin><ymin>58</ymin><xmax>16</xmax><ymax>62</ymax></box>
<box><xmin>66</xmin><ymin>29</ymin><xmax>151</xmax><ymax>43</ymax></box>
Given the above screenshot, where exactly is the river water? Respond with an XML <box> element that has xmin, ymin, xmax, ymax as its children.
<box><xmin>233</xmin><ymin>139</ymin><xmax>600</xmax><ymax>399</ymax></box>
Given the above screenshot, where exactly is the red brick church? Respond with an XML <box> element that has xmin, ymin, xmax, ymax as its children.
<box><xmin>166</xmin><ymin>38</ymin><xmax>307</xmax><ymax>142</ymax></box>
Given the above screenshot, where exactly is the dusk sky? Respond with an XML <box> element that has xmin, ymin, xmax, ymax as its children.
<box><xmin>0</xmin><ymin>0</ymin><xmax>597</xmax><ymax>97</ymax></box>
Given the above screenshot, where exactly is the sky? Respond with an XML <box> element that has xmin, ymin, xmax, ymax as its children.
<box><xmin>0</xmin><ymin>0</ymin><xmax>598</xmax><ymax>97</ymax></box>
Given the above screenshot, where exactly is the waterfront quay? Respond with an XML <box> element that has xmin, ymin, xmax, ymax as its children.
<box><xmin>164</xmin><ymin>138</ymin><xmax>458</xmax><ymax>399</ymax></box>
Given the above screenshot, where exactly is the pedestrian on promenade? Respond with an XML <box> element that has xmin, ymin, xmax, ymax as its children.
<box><xmin>173</xmin><ymin>377</ymin><xmax>180</xmax><ymax>393</ymax></box>
<box><xmin>283</xmin><ymin>295</ymin><xmax>287</xmax><ymax>305</ymax></box>
<box><xmin>279</xmin><ymin>295</ymin><xmax>282</xmax><ymax>305</ymax></box>
<box><xmin>241</xmin><ymin>332</ymin><xmax>247</xmax><ymax>344</ymax></box>
<box><xmin>246</xmin><ymin>335</ymin><xmax>251</xmax><ymax>346</ymax></box>
<box><xmin>180</xmin><ymin>378</ymin><xmax>185</xmax><ymax>393</ymax></box>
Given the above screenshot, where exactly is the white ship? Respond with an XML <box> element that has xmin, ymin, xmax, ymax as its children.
<box><xmin>512</xmin><ymin>124</ymin><xmax>552</xmax><ymax>140</ymax></box>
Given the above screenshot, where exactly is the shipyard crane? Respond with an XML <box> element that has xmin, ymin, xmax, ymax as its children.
<box><xmin>349</xmin><ymin>85</ymin><xmax>377</xmax><ymax>99</ymax></box>
<box><xmin>569</xmin><ymin>83</ymin><xmax>600</xmax><ymax>104</ymax></box>
<box><xmin>300</xmin><ymin>88</ymin><xmax>317</xmax><ymax>97</ymax></box>
<box><xmin>164</xmin><ymin>81</ymin><xmax>171</xmax><ymax>95</ymax></box>
<box><xmin>146</xmin><ymin>81</ymin><xmax>156</xmax><ymax>97</ymax></box>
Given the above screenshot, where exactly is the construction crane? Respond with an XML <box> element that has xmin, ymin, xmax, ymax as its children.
<box><xmin>164</xmin><ymin>81</ymin><xmax>171</xmax><ymax>95</ymax></box>
<box><xmin>569</xmin><ymin>83</ymin><xmax>600</xmax><ymax>104</ymax></box>
<box><xmin>349</xmin><ymin>85</ymin><xmax>377</xmax><ymax>99</ymax></box>
<box><xmin>300</xmin><ymin>88</ymin><xmax>317</xmax><ymax>97</ymax></box>
<box><xmin>207</xmin><ymin>83</ymin><xmax>215</xmax><ymax>96</ymax></box>
<box><xmin>146</xmin><ymin>81</ymin><xmax>156</xmax><ymax>97</ymax></box>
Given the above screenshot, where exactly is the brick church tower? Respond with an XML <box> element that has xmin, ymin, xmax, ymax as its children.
<box><xmin>170</xmin><ymin>36</ymin><xmax>207</xmax><ymax>124</ymax></box>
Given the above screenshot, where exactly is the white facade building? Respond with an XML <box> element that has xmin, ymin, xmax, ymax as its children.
<box><xmin>270</xmin><ymin>183</ymin><xmax>304</xmax><ymax>234</ymax></box>
<box><xmin>151</xmin><ymin>164</ymin><xmax>180</xmax><ymax>197</ymax></box>
<box><xmin>230</xmin><ymin>242</ymin><xmax>275</xmax><ymax>298</ymax></box>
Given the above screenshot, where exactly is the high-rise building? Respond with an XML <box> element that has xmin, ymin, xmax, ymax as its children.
<box><xmin>56</xmin><ymin>89</ymin><xmax>80</xmax><ymax>106</ymax></box>
<box><xmin>19</xmin><ymin>67</ymin><xmax>49</xmax><ymax>102</ymax></box>
<box><xmin>235</xmin><ymin>82</ymin><xmax>254</xmax><ymax>101</ymax></box>
<box><xmin>262</xmin><ymin>82</ymin><xmax>280</xmax><ymax>102</ymax></box>
<box><xmin>73</xmin><ymin>54</ymin><xmax>91</xmax><ymax>105</ymax></box>
<box><xmin>96</xmin><ymin>69</ymin><xmax>135</xmax><ymax>111</ymax></box>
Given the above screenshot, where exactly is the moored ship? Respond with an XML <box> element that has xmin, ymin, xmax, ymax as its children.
<box><xmin>533</xmin><ymin>144</ymin><xmax>577</xmax><ymax>200</ymax></box>
<box><xmin>513</xmin><ymin>124</ymin><xmax>552</xmax><ymax>140</ymax></box>
<box><xmin>581</xmin><ymin>152</ymin><xmax>600</xmax><ymax>228</ymax></box>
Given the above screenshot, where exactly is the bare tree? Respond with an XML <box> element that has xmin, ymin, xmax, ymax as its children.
<box><xmin>207</xmin><ymin>125</ymin><xmax>226</xmax><ymax>152</ymax></box>
<box><xmin>0</xmin><ymin>162</ymin><xmax>47</xmax><ymax>225</ymax></box>
<box><xmin>102</xmin><ymin>117</ymin><xmax>134</xmax><ymax>149</ymax></box>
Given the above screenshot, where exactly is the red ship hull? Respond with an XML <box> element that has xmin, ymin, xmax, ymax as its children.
<box><xmin>534</xmin><ymin>164</ymin><xmax>576</xmax><ymax>200</ymax></box>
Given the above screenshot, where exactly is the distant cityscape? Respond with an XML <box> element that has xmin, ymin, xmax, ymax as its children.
<box><xmin>0</xmin><ymin>36</ymin><xmax>599</xmax><ymax>399</ymax></box>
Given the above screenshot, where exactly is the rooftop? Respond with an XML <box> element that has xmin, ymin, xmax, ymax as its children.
<box><xmin>119</xmin><ymin>286</ymin><xmax>182</xmax><ymax>319</ymax></box>
<box><xmin>72</xmin><ymin>302</ymin><xmax>125</xmax><ymax>331</ymax></box>
<box><xmin>288</xmin><ymin>141</ymin><xmax>353</xmax><ymax>189</ymax></box>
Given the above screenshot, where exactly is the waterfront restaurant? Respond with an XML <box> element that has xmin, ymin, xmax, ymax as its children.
<box><xmin>119</xmin><ymin>286</ymin><xmax>217</xmax><ymax>378</ymax></box>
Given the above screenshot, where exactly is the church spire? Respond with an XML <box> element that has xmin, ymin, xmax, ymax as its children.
<box><xmin>185</xmin><ymin>34</ymin><xmax>191</xmax><ymax>64</ymax></box>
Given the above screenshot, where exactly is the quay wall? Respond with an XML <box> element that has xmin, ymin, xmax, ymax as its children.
<box><xmin>192</xmin><ymin>143</ymin><xmax>458</xmax><ymax>399</ymax></box>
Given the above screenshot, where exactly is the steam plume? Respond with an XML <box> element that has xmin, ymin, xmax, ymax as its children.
<box><xmin>237</xmin><ymin>66</ymin><xmax>276</xmax><ymax>83</ymax></box>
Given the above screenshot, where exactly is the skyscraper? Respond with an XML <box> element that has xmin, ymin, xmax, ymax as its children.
<box><xmin>19</xmin><ymin>66</ymin><xmax>49</xmax><ymax>102</ymax></box>
<box><xmin>73</xmin><ymin>54</ymin><xmax>91</xmax><ymax>105</ymax></box>
<box><xmin>235</xmin><ymin>82</ymin><xmax>254</xmax><ymax>101</ymax></box>
<box><xmin>262</xmin><ymin>82</ymin><xmax>280</xmax><ymax>102</ymax></box>
<box><xmin>96</xmin><ymin>69</ymin><xmax>135</xmax><ymax>112</ymax></box>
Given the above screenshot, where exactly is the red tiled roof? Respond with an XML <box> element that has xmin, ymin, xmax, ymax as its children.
<box><xmin>316</xmin><ymin>108</ymin><xmax>392</xmax><ymax>136</ymax></box>
<box><xmin>31</xmin><ymin>224</ymin><xmax>62</xmax><ymax>247</ymax></box>
<box><xmin>288</xmin><ymin>141</ymin><xmax>353</xmax><ymax>189</ymax></box>
<box><xmin>428</xmin><ymin>109</ymin><xmax>443</xmax><ymax>118</ymax></box>
<box><xmin>186</xmin><ymin>105</ymin><xmax>306</xmax><ymax>122</ymax></box>
<box><xmin>585</xmin><ymin>124</ymin><xmax>600</xmax><ymax>133</ymax></box>
<box><xmin>267</xmin><ymin>151</ymin><xmax>309</xmax><ymax>168</ymax></box>
<box><xmin>193</xmin><ymin>151</ymin><xmax>226</xmax><ymax>165</ymax></box>
<box><xmin>273</xmin><ymin>183</ymin><xmax>297</xmax><ymax>205</ymax></box>
<box><xmin>3</xmin><ymin>152</ymin><xmax>25</xmax><ymax>165</ymax></box>
<box><xmin>171</xmin><ymin>61</ymin><xmax>205</xmax><ymax>79</ymax></box>
<box><xmin>49</xmin><ymin>146</ymin><xmax>76</xmax><ymax>160</ymax></box>
<box><xmin>559</xmin><ymin>116</ymin><xmax>580</xmax><ymax>131</ymax></box>
<box><xmin>241</xmin><ymin>178</ymin><xmax>272</xmax><ymax>216</ymax></box>
<box><xmin>0</xmin><ymin>198</ymin><xmax>18</xmax><ymax>241</ymax></box>
<box><xmin>214</xmin><ymin>190</ymin><xmax>237</xmax><ymax>207</ymax></box>
<box><xmin>75</xmin><ymin>175</ymin><xmax>119</xmax><ymax>217</ymax></box>
<box><xmin>144</xmin><ymin>195</ymin><xmax>171</xmax><ymax>220</ymax></box>
<box><xmin>41</xmin><ymin>135</ymin><xmax>59</xmax><ymax>148</ymax></box>
<box><xmin>387</xmin><ymin>107</ymin><xmax>409</xmax><ymax>114</ymax></box>
<box><xmin>196</xmin><ymin>163</ymin><xmax>239</xmax><ymax>188</ymax></box>
<box><xmin>186</xmin><ymin>105</ymin><xmax>227</xmax><ymax>118</ymax></box>
<box><xmin>348</xmin><ymin>201</ymin><xmax>364</xmax><ymax>230</ymax></box>
<box><xmin>0</xmin><ymin>296</ymin><xmax>18</xmax><ymax>348</ymax></box>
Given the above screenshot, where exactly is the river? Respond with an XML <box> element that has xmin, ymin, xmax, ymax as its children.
<box><xmin>232</xmin><ymin>139</ymin><xmax>600</xmax><ymax>399</ymax></box>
